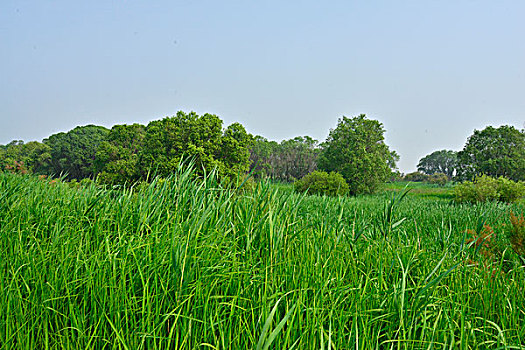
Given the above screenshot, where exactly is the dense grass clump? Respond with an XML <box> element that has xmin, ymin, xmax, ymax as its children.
<box><xmin>1</xmin><ymin>168</ymin><xmax>524</xmax><ymax>349</ymax></box>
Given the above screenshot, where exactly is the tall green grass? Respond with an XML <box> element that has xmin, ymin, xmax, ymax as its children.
<box><xmin>1</xmin><ymin>167</ymin><xmax>524</xmax><ymax>349</ymax></box>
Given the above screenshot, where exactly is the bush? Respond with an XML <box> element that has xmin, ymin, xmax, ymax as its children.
<box><xmin>294</xmin><ymin>171</ymin><xmax>348</xmax><ymax>196</ymax></box>
<box><xmin>403</xmin><ymin>172</ymin><xmax>430</xmax><ymax>182</ymax></box>
<box><xmin>497</xmin><ymin>177</ymin><xmax>525</xmax><ymax>203</ymax></box>
<box><xmin>428</xmin><ymin>173</ymin><xmax>449</xmax><ymax>186</ymax></box>
<box><xmin>454</xmin><ymin>175</ymin><xmax>525</xmax><ymax>203</ymax></box>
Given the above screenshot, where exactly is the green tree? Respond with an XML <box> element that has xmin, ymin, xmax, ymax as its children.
<box><xmin>219</xmin><ymin>122</ymin><xmax>254</xmax><ymax>181</ymax></box>
<box><xmin>0</xmin><ymin>140</ymin><xmax>51</xmax><ymax>174</ymax></box>
<box><xmin>249</xmin><ymin>136</ymin><xmax>319</xmax><ymax>181</ymax></box>
<box><xmin>44</xmin><ymin>125</ymin><xmax>109</xmax><ymax>179</ymax></box>
<box><xmin>94</xmin><ymin>123</ymin><xmax>146</xmax><ymax>184</ymax></box>
<box><xmin>138</xmin><ymin>111</ymin><xmax>252</xmax><ymax>182</ymax></box>
<box><xmin>456</xmin><ymin>125</ymin><xmax>525</xmax><ymax>181</ymax></box>
<box><xmin>417</xmin><ymin>150</ymin><xmax>457</xmax><ymax>177</ymax></box>
<box><xmin>249</xmin><ymin>136</ymin><xmax>279</xmax><ymax>178</ymax></box>
<box><xmin>317</xmin><ymin>114</ymin><xmax>397</xmax><ymax>195</ymax></box>
<box><xmin>278</xmin><ymin>136</ymin><xmax>319</xmax><ymax>181</ymax></box>
<box><xmin>0</xmin><ymin>140</ymin><xmax>27</xmax><ymax>174</ymax></box>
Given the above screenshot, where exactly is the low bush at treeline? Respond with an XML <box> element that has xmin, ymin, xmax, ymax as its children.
<box><xmin>454</xmin><ymin>175</ymin><xmax>525</xmax><ymax>203</ymax></box>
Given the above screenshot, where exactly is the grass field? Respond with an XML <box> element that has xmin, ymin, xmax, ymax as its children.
<box><xmin>1</xmin><ymin>168</ymin><xmax>524</xmax><ymax>349</ymax></box>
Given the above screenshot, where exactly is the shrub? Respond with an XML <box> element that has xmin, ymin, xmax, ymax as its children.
<box><xmin>403</xmin><ymin>172</ymin><xmax>430</xmax><ymax>182</ymax></box>
<box><xmin>294</xmin><ymin>171</ymin><xmax>348</xmax><ymax>196</ymax></box>
<box><xmin>454</xmin><ymin>175</ymin><xmax>525</xmax><ymax>203</ymax></box>
<box><xmin>428</xmin><ymin>173</ymin><xmax>449</xmax><ymax>186</ymax></box>
<box><xmin>497</xmin><ymin>177</ymin><xmax>525</xmax><ymax>203</ymax></box>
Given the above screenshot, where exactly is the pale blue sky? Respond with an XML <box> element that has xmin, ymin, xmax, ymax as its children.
<box><xmin>1</xmin><ymin>1</ymin><xmax>524</xmax><ymax>172</ymax></box>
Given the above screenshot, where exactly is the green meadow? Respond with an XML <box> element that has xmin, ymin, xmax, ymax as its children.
<box><xmin>1</xmin><ymin>168</ymin><xmax>524</xmax><ymax>349</ymax></box>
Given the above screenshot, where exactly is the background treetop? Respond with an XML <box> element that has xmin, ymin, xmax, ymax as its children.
<box><xmin>417</xmin><ymin>150</ymin><xmax>457</xmax><ymax>177</ymax></box>
<box><xmin>43</xmin><ymin>125</ymin><xmax>110</xmax><ymax>179</ymax></box>
<box><xmin>456</xmin><ymin>125</ymin><xmax>525</xmax><ymax>181</ymax></box>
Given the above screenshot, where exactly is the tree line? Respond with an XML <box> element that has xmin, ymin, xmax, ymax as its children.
<box><xmin>0</xmin><ymin>111</ymin><xmax>253</xmax><ymax>187</ymax></box>
<box><xmin>1</xmin><ymin>111</ymin><xmax>524</xmax><ymax>194</ymax></box>
<box><xmin>413</xmin><ymin>125</ymin><xmax>525</xmax><ymax>182</ymax></box>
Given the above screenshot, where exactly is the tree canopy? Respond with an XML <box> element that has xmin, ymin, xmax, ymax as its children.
<box><xmin>317</xmin><ymin>114</ymin><xmax>398</xmax><ymax>195</ymax></box>
<box><xmin>456</xmin><ymin>125</ymin><xmax>525</xmax><ymax>181</ymax></box>
<box><xmin>249</xmin><ymin>136</ymin><xmax>319</xmax><ymax>181</ymax></box>
<box><xmin>1</xmin><ymin>112</ymin><xmax>254</xmax><ymax>185</ymax></box>
<box><xmin>8</xmin><ymin>110</ymin><xmax>522</xmax><ymax>189</ymax></box>
<box><xmin>138</xmin><ymin>111</ymin><xmax>253</xmax><ymax>183</ymax></box>
<box><xmin>417</xmin><ymin>150</ymin><xmax>457</xmax><ymax>177</ymax></box>
<box><xmin>0</xmin><ymin>140</ymin><xmax>51</xmax><ymax>175</ymax></box>
<box><xmin>44</xmin><ymin>125</ymin><xmax>110</xmax><ymax>179</ymax></box>
<box><xmin>94</xmin><ymin>123</ymin><xmax>146</xmax><ymax>184</ymax></box>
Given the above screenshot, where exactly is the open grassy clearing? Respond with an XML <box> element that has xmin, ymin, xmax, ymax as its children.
<box><xmin>383</xmin><ymin>181</ymin><xmax>454</xmax><ymax>200</ymax></box>
<box><xmin>1</xmin><ymin>169</ymin><xmax>524</xmax><ymax>349</ymax></box>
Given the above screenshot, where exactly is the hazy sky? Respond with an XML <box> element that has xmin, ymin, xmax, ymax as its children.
<box><xmin>1</xmin><ymin>1</ymin><xmax>524</xmax><ymax>172</ymax></box>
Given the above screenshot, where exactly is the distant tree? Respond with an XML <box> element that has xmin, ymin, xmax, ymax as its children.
<box><xmin>0</xmin><ymin>140</ymin><xmax>51</xmax><ymax>174</ymax></box>
<box><xmin>44</xmin><ymin>125</ymin><xmax>110</xmax><ymax>179</ymax></box>
<box><xmin>456</xmin><ymin>125</ymin><xmax>525</xmax><ymax>181</ymax></box>
<box><xmin>219</xmin><ymin>122</ymin><xmax>254</xmax><ymax>181</ymax></box>
<box><xmin>317</xmin><ymin>114</ymin><xmax>398</xmax><ymax>195</ymax></box>
<box><xmin>417</xmin><ymin>150</ymin><xmax>457</xmax><ymax>177</ymax></box>
<box><xmin>249</xmin><ymin>136</ymin><xmax>319</xmax><ymax>181</ymax></box>
<box><xmin>278</xmin><ymin>136</ymin><xmax>319</xmax><ymax>181</ymax></box>
<box><xmin>0</xmin><ymin>140</ymin><xmax>27</xmax><ymax>174</ymax></box>
<box><xmin>138</xmin><ymin>111</ymin><xmax>252</xmax><ymax>182</ymax></box>
<box><xmin>20</xmin><ymin>141</ymin><xmax>52</xmax><ymax>174</ymax></box>
<box><xmin>249</xmin><ymin>136</ymin><xmax>279</xmax><ymax>178</ymax></box>
<box><xmin>94</xmin><ymin>123</ymin><xmax>146</xmax><ymax>184</ymax></box>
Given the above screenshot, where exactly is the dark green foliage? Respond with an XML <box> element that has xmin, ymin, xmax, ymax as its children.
<box><xmin>138</xmin><ymin>111</ymin><xmax>252</xmax><ymax>183</ymax></box>
<box><xmin>249</xmin><ymin>135</ymin><xmax>279</xmax><ymax>177</ymax></box>
<box><xmin>249</xmin><ymin>135</ymin><xmax>319</xmax><ymax>182</ymax></box>
<box><xmin>454</xmin><ymin>175</ymin><xmax>525</xmax><ymax>203</ymax></box>
<box><xmin>294</xmin><ymin>170</ymin><xmax>348</xmax><ymax>196</ymax></box>
<box><xmin>417</xmin><ymin>150</ymin><xmax>457</xmax><ymax>177</ymax></box>
<box><xmin>219</xmin><ymin>122</ymin><xmax>254</xmax><ymax>182</ymax></box>
<box><xmin>402</xmin><ymin>172</ymin><xmax>448</xmax><ymax>186</ymax></box>
<box><xmin>44</xmin><ymin>125</ymin><xmax>109</xmax><ymax>179</ymax></box>
<box><xmin>317</xmin><ymin>114</ymin><xmax>398</xmax><ymax>195</ymax></box>
<box><xmin>94</xmin><ymin>123</ymin><xmax>146</xmax><ymax>184</ymax></box>
<box><xmin>2</xmin><ymin>112</ymin><xmax>253</xmax><ymax>185</ymax></box>
<box><xmin>457</xmin><ymin>125</ymin><xmax>525</xmax><ymax>181</ymax></box>
<box><xmin>0</xmin><ymin>140</ymin><xmax>51</xmax><ymax>174</ymax></box>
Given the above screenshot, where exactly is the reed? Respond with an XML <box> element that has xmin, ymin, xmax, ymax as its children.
<box><xmin>1</xmin><ymin>166</ymin><xmax>524</xmax><ymax>349</ymax></box>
